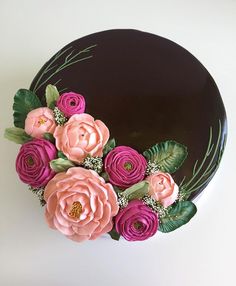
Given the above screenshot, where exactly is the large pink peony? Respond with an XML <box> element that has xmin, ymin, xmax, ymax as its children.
<box><xmin>146</xmin><ymin>171</ymin><xmax>179</xmax><ymax>207</ymax></box>
<box><xmin>44</xmin><ymin>167</ymin><xmax>119</xmax><ymax>242</ymax></box>
<box><xmin>54</xmin><ymin>114</ymin><xmax>109</xmax><ymax>163</ymax></box>
<box><xmin>25</xmin><ymin>107</ymin><xmax>56</xmax><ymax>138</ymax></box>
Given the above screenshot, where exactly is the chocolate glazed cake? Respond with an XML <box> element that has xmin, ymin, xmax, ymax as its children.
<box><xmin>30</xmin><ymin>29</ymin><xmax>227</xmax><ymax>200</ymax></box>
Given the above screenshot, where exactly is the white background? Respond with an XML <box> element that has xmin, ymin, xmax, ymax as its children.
<box><xmin>0</xmin><ymin>0</ymin><xmax>236</xmax><ymax>285</ymax></box>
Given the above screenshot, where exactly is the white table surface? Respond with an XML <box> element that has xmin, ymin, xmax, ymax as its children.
<box><xmin>0</xmin><ymin>1</ymin><xmax>236</xmax><ymax>285</ymax></box>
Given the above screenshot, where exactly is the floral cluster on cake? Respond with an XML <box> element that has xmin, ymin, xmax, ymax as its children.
<box><xmin>5</xmin><ymin>84</ymin><xmax>198</xmax><ymax>242</ymax></box>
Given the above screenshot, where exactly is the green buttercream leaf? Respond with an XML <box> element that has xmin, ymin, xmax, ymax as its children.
<box><xmin>123</xmin><ymin>181</ymin><xmax>149</xmax><ymax>201</ymax></box>
<box><xmin>43</xmin><ymin>132</ymin><xmax>55</xmax><ymax>143</ymax></box>
<box><xmin>100</xmin><ymin>172</ymin><xmax>109</xmax><ymax>182</ymax></box>
<box><xmin>103</xmin><ymin>138</ymin><xmax>116</xmax><ymax>156</ymax></box>
<box><xmin>45</xmin><ymin>84</ymin><xmax>60</xmax><ymax>109</ymax></box>
<box><xmin>143</xmin><ymin>140</ymin><xmax>188</xmax><ymax>173</ymax></box>
<box><xmin>108</xmin><ymin>228</ymin><xmax>120</xmax><ymax>241</ymax></box>
<box><xmin>4</xmin><ymin>127</ymin><xmax>32</xmax><ymax>144</ymax></box>
<box><xmin>50</xmin><ymin>158</ymin><xmax>75</xmax><ymax>172</ymax></box>
<box><xmin>57</xmin><ymin>151</ymin><xmax>68</xmax><ymax>160</ymax></box>
<box><xmin>13</xmin><ymin>89</ymin><xmax>42</xmax><ymax>128</ymax></box>
<box><xmin>159</xmin><ymin>201</ymin><xmax>197</xmax><ymax>233</ymax></box>
<box><xmin>113</xmin><ymin>185</ymin><xmax>123</xmax><ymax>193</ymax></box>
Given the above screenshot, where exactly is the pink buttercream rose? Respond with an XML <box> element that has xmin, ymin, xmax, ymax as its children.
<box><xmin>56</xmin><ymin>92</ymin><xmax>86</xmax><ymax>117</ymax></box>
<box><xmin>15</xmin><ymin>139</ymin><xmax>57</xmax><ymax>188</ymax></box>
<box><xmin>146</xmin><ymin>171</ymin><xmax>179</xmax><ymax>207</ymax></box>
<box><xmin>44</xmin><ymin>167</ymin><xmax>119</xmax><ymax>242</ymax></box>
<box><xmin>115</xmin><ymin>200</ymin><xmax>158</xmax><ymax>241</ymax></box>
<box><xmin>54</xmin><ymin>113</ymin><xmax>110</xmax><ymax>163</ymax></box>
<box><xmin>104</xmin><ymin>146</ymin><xmax>147</xmax><ymax>189</ymax></box>
<box><xmin>25</xmin><ymin>107</ymin><xmax>56</xmax><ymax>138</ymax></box>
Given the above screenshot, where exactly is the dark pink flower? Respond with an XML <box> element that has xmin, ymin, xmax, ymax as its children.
<box><xmin>56</xmin><ymin>92</ymin><xmax>85</xmax><ymax>117</ymax></box>
<box><xmin>15</xmin><ymin>139</ymin><xmax>57</xmax><ymax>188</ymax></box>
<box><xmin>115</xmin><ymin>200</ymin><xmax>158</xmax><ymax>241</ymax></box>
<box><xmin>104</xmin><ymin>146</ymin><xmax>147</xmax><ymax>188</ymax></box>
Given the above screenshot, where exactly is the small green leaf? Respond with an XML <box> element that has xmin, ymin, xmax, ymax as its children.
<box><xmin>57</xmin><ymin>151</ymin><xmax>68</xmax><ymax>160</ymax></box>
<box><xmin>13</xmin><ymin>89</ymin><xmax>42</xmax><ymax>128</ymax></box>
<box><xmin>45</xmin><ymin>84</ymin><xmax>60</xmax><ymax>109</ymax></box>
<box><xmin>113</xmin><ymin>185</ymin><xmax>123</xmax><ymax>193</ymax></box>
<box><xmin>159</xmin><ymin>201</ymin><xmax>197</xmax><ymax>233</ymax></box>
<box><xmin>100</xmin><ymin>172</ymin><xmax>109</xmax><ymax>182</ymax></box>
<box><xmin>108</xmin><ymin>228</ymin><xmax>120</xmax><ymax>241</ymax></box>
<box><xmin>123</xmin><ymin>181</ymin><xmax>149</xmax><ymax>200</ymax></box>
<box><xmin>50</xmin><ymin>158</ymin><xmax>75</xmax><ymax>172</ymax></box>
<box><xmin>103</xmin><ymin>138</ymin><xmax>116</xmax><ymax>156</ymax></box>
<box><xmin>143</xmin><ymin>140</ymin><xmax>188</xmax><ymax>173</ymax></box>
<box><xmin>4</xmin><ymin>127</ymin><xmax>32</xmax><ymax>144</ymax></box>
<box><xmin>43</xmin><ymin>132</ymin><xmax>55</xmax><ymax>143</ymax></box>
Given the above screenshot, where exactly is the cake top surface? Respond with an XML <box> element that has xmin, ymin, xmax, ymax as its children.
<box><xmin>30</xmin><ymin>29</ymin><xmax>227</xmax><ymax>200</ymax></box>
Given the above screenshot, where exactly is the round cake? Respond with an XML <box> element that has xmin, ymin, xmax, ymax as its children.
<box><xmin>5</xmin><ymin>29</ymin><xmax>227</xmax><ymax>242</ymax></box>
<box><xmin>31</xmin><ymin>29</ymin><xmax>227</xmax><ymax>200</ymax></box>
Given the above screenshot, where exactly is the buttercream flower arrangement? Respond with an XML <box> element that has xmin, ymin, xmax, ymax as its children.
<box><xmin>5</xmin><ymin>84</ymin><xmax>198</xmax><ymax>242</ymax></box>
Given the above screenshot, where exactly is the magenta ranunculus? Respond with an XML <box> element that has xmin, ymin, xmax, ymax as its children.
<box><xmin>104</xmin><ymin>146</ymin><xmax>147</xmax><ymax>188</ymax></box>
<box><xmin>56</xmin><ymin>92</ymin><xmax>86</xmax><ymax>117</ymax></box>
<box><xmin>15</xmin><ymin>139</ymin><xmax>57</xmax><ymax>188</ymax></box>
<box><xmin>115</xmin><ymin>200</ymin><xmax>158</xmax><ymax>241</ymax></box>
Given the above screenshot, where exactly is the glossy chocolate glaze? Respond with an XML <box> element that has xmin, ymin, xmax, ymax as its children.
<box><xmin>30</xmin><ymin>29</ymin><xmax>227</xmax><ymax>200</ymax></box>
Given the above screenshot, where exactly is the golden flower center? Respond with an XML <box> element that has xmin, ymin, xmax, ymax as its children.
<box><xmin>69</xmin><ymin>201</ymin><xmax>82</xmax><ymax>219</ymax></box>
<box><xmin>27</xmin><ymin>156</ymin><xmax>34</xmax><ymax>166</ymax></box>
<box><xmin>124</xmin><ymin>162</ymin><xmax>133</xmax><ymax>171</ymax></box>
<box><xmin>133</xmin><ymin>221</ymin><xmax>143</xmax><ymax>230</ymax></box>
<box><xmin>38</xmin><ymin>117</ymin><xmax>47</xmax><ymax>125</ymax></box>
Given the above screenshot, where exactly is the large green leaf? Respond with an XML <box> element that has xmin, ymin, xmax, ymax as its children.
<box><xmin>4</xmin><ymin>127</ymin><xmax>32</xmax><ymax>144</ymax></box>
<box><xmin>13</xmin><ymin>89</ymin><xmax>42</xmax><ymax>128</ymax></box>
<box><xmin>45</xmin><ymin>84</ymin><xmax>59</xmax><ymax>109</ymax></box>
<box><xmin>103</xmin><ymin>138</ymin><xmax>116</xmax><ymax>156</ymax></box>
<box><xmin>159</xmin><ymin>201</ymin><xmax>197</xmax><ymax>233</ymax></box>
<box><xmin>50</xmin><ymin>158</ymin><xmax>75</xmax><ymax>172</ymax></box>
<box><xmin>123</xmin><ymin>181</ymin><xmax>149</xmax><ymax>200</ymax></box>
<box><xmin>143</xmin><ymin>140</ymin><xmax>188</xmax><ymax>173</ymax></box>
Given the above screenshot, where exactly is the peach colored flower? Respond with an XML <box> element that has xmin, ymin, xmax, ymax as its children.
<box><xmin>44</xmin><ymin>167</ymin><xmax>119</xmax><ymax>242</ymax></box>
<box><xmin>54</xmin><ymin>113</ymin><xmax>109</xmax><ymax>163</ymax></box>
<box><xmin>146</xmin><ymin>171</ymin><xmax>179</xmax><ymax>207</ymax></box>
<box><xmin>25</xmin><ymin>107</ymin><xmax>56</xmax><ymax>138</ymax></box>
